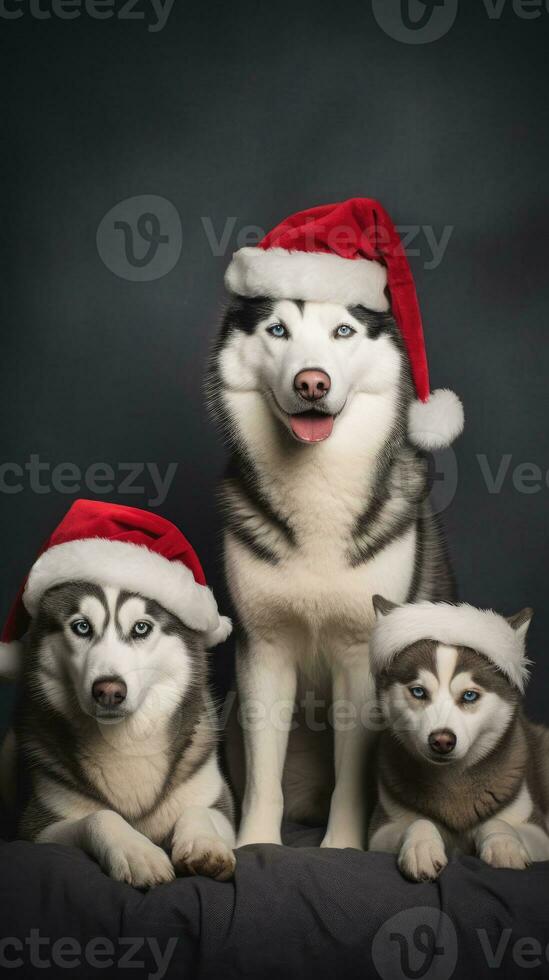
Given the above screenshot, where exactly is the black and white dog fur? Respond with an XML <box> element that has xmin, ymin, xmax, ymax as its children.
<box><xmin>10</xmin><ymin>582</ymin><xmax>235</xmax><ymax>887</ymax></box>
<box><xmin>208</xmin><ymin>296</ymin><xmax>459</xmax><ymax>848</ymax></box>
<box><xmin>368</xmin><ymin>597</ymin><xmax>549</xmax><ymax>879</ymax></box>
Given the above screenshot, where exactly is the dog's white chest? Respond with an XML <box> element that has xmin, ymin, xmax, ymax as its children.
<box><xmin>226</xmin><ymin>522</ymin><xmax>416</xmax><ymax>648</ymax></box>
<box><xmin>82</xmin><ymin>731</ymin><xmax>170</xmax><ymax>819</ymax></box>
<box><xmin>222</xmin><ymin>380</ymin><xmax>419</xmax><ymax>655</ymax></box>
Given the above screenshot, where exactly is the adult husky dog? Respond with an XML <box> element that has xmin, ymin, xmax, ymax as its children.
<box><xmin>1</xmin><ymin>500</ymin><xmax>235</xmax><ymax>886</ymax></box>
<box><xmin>369</xmin><ymin>596</ymin><xmax>549</xmax><ymax>879</ymax></box>
<box><xmin>208</xmin><ymin>199</ymin><xmax>464</xmax><ymax>849</ymax></box>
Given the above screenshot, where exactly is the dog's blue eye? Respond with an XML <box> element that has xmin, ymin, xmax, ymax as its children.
<box><xmin>462</xmin><ymin>690</ymin><xmax>479</xmax><ymax>703</ymax></box>
<box><xmin>267</xmin><ymin>323</ymin><xmax>289</xmax><ymax>339</ymax></box>
<box><xmin>334</xmin><ymin>324</ymin><xmax>356</xmax><ymax>339</ymax></box>
<box><xmin>71</xmin><ymin>619</ymin><xmax>92</xmax><ymax>637</ymax></box>
<box><xmin>132</xmin><ymin>621</ymin><xmax>152</xmax><ymax>639</ymax></box>
<box><xmin>410</xmin><ymin>686</ymin><xmax>427</xmax><ymax>700</ymax></box>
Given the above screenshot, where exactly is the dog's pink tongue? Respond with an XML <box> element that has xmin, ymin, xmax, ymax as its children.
<box><xmin>290</xmin><ymin>414</ymin><xmax>334</xmax><ymax>443</ymax></box>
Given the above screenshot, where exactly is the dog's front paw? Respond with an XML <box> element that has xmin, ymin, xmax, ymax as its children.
<box><xmin>172</xmin><ymin>836</ymin><xmax>236</xmax><ymax>882</ymax></box>
<box><xmin>398</xmin><ymin>835</ymin><xmax>448</xmax><ymax>882</ymax></box>
<box><xmin>479</xmin><ymin>833</ymin><xmax>531</xmax><ymax>870</ymax></box>
<box><xmin>103</xmin><ymin>836</ymin><xmax>175</xmax><ymax>889</ymax></box>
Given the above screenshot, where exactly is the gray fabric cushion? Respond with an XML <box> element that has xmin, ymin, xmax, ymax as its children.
<box><xmin>2</xmin><ymin>827</ymin><xmax>549</xmax><ymax>978</ymax></box>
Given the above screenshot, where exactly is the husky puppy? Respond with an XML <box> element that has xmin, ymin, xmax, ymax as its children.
<box><xmin>208</xmin><ymin>295</ymin><xmax>459</xmax><ymax>848</ymax></box>
<box><xmin>368</xmin><ymin>596</ymin><xmax>549</xmax><ymax>880</ymax></box>
<box><xmin>12</xmin><ymin>582</ymin><xmax>236</xmax><ymax>887</ymax></box>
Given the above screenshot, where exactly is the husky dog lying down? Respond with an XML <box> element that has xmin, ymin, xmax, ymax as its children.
<box><xmin>1</xmin><ymin>500</ymin><xmax>236</xmax><ymax>888</ymax></box>
<box><xmin>368</xmin><ymin>596</ymin><xmax>549</xmax><ymax>880</ymax></box>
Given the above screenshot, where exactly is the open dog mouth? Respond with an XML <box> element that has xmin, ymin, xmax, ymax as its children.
<box><xmin>289</xmin><ymin>410</ymin><xmax>335</xmax><ymax>444</ymax></box>
<box><xmin>270</xmin><ymin>392</ymin><xmax>341</xmax><ymax>444</ymax></box>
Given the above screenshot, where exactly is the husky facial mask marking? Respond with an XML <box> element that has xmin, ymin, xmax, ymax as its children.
<box><xmin>376</xmin><ymin>641</ymin><xmax>517</xmax><ymax>768</ymax></box>
<box><xmin>223</xmin><ymin>198</ymin><xmax>464</xmax><ymax>452</ymax></box>
<box><xmin>37</xmin><ymin>582</ymin><xmax>195</xmax><ymax>724</ymax></box>
<box><xmin>368</xmin><ymin>598</ymin><xmax>549</xmax><ymax>881</ymax></box>
<box><xmin>1</xmin><ymin>499</ymin><xmax>232</xmax><ymax>671</ymax></box>
<box><xmin>217</xmin><ymin>298</ymin><xmax>405</xmax><ymax>444</ymax></box>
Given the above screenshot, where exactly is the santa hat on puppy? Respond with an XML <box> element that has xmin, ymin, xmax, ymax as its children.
<box><xmin>225</xmin><ymin>197</ymin><xmax>463</xmax><ymax>450</ymax></box>
<box><xmin>0</xmin><ymin>499</ymin><xmax>232</xmax><ymax>679</ymax></box>
<box><xmin>370</xmin><ymin>596</ymin><xmax>533</xmax><ymax>693</ymax></box>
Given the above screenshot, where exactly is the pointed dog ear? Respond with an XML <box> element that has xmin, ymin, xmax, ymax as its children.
<box><xmin>507</xmin><ymin>607</ymin><xmax>534</xmax><ymax>641</ymax></box>
<box><xmin>372</xmin><ymin>595</ymin><xmax>399</xmax><ymax>619</ymax></box>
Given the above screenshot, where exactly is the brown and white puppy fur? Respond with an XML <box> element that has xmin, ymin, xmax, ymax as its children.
<box><xmin>369</xmin><ymin>598</ymin><xmax>549</xmax><ymax>880</ymax></box>
<box><xmin>9</xmin><ymin>581</ymin><xmax>235</xmax><ymax>888</ymax></box>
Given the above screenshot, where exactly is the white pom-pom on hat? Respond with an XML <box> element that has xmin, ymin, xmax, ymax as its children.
<box><xmin>408</xmin><ymin>388</ymin><xmax>464</xmax><ymax>451</ymax></box>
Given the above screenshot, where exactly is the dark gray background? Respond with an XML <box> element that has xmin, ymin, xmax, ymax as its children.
<box><xmin>1</xmin><ymin>1</ymin><xmax>548</xmax><ymax>720</ymax></box>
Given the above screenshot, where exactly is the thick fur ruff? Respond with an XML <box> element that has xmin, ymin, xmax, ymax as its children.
<box><xmin>370</xmin><ymin>602</ymin><xmax>530</xmax><ymax>692</ymax></box>
<box><xmin>24</xmin><ymin>538</ymin><xmax>230</xmax><ymax>643</ymax></box>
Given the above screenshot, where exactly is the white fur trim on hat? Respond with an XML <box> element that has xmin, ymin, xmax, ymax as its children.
<box><xmin>408</xmin><ymin>388</ymin><xmax>464</xmax><ymax>451</ymax></box>
<box><xmin>370</xmin><ymin>602</ymin><xmax>531</xmax><ymax>692</ymax></box>
<box><xmin>23</xmin><ymin>539</ymin><xmax>232</xmax><ymax>644</ymax></box>
<box><xmin>205</xmin><ymin>615</ymin><xmax>233</xmax><ymax>650</ymax></box>
<box><xmin>0</xmin><ymin>640</ymin><xmax>23</xmax><ymax>680</ymax></box>
<box><xmin>225</xmin><ymin>246</ymin><xmax>390</xmax><ymax>312</ymax></box>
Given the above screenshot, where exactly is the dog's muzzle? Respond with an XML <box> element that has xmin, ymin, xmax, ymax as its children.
<box><xmin>293</xmin><ymin>369</ymin><xmax>331</xmax><ymax>402</ymax></box>
<box><xmin>92</xmin><ymin>676</ymin><xmax>127</xmax><ymax>709</ymax></box>
<box><xmin>428</xmin><ymin>728</ymin><xmax>456</xmax><ymax>756</ymax></box>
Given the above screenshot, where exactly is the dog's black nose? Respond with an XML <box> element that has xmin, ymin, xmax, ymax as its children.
<box><xmin>428</xmin><ymin>729</ymin><xmax>456</xmax><ymax>755</ymax></box>
<box><xmin>92</xmin><ymin>677</ymin><xmax>127</xmax><ymax>708</ymax></box>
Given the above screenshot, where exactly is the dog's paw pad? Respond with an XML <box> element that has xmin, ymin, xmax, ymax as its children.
<box><xmin>480</xmin><ymin>834</ymin><xmax>531</xmax><ymax>870</ymax></box>
<box><xmin>172</xmin><ymin>836</ymin><xmax>236</xmax><ymax>882</ymax></box>
<box><xmin>105</xmin><ymin>840</ymin><xmax>175</xmax><ymax>889</ymax></box>
<box><xmin>398</xmin><ymin>837</ymin><xmax>448</xmax><ymax>882</ymax></box>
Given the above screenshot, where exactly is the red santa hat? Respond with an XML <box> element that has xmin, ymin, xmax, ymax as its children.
<box><xmin>370</xmin><ymin>599</ymin><xmax>532</xmax><ymax>693</ymax></box>
<box><xmin>0</xmin><ymin>499</ymin><xmax>232</xmax><ymax>678</ymax></box>
<box><xmin>225</xmin><ymin>197</ymin><xmax>463</xmax><ymax>450</ymax></box>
